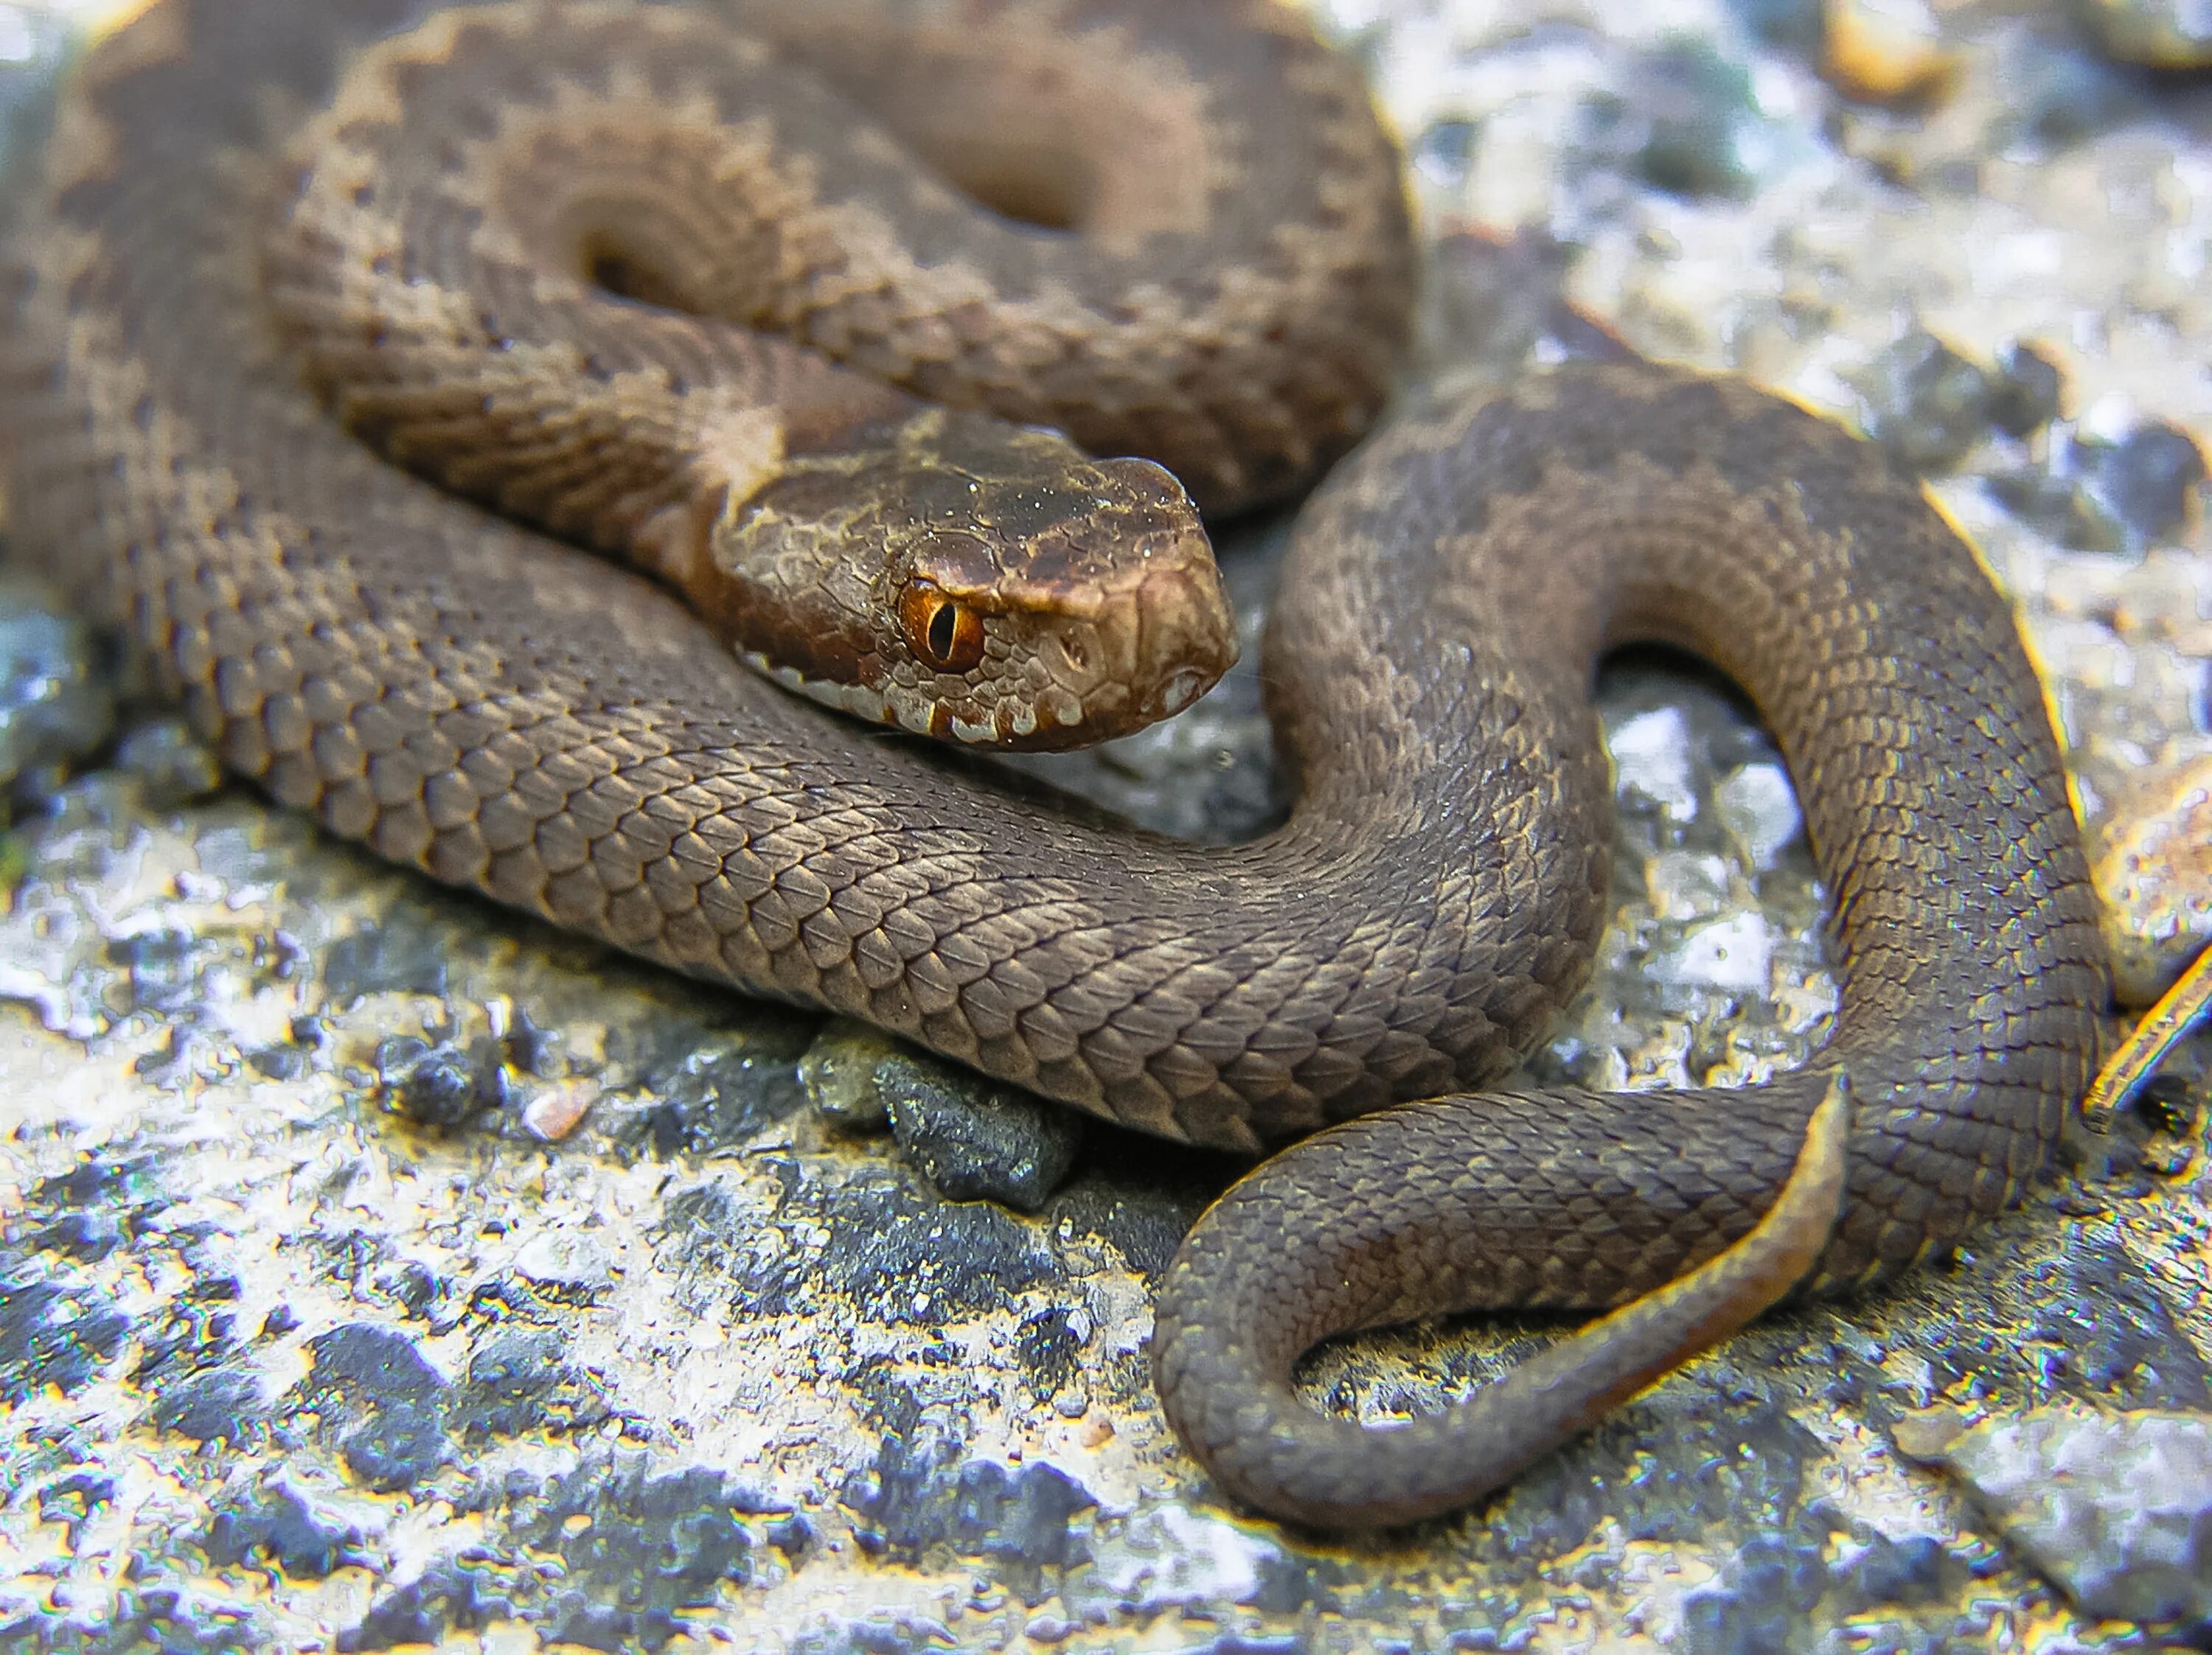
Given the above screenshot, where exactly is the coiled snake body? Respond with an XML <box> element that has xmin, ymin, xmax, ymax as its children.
<box><xmin>1</xmin><ymin>0</ymin><xmax>2107</xmax><ymax>1528</ymax></box>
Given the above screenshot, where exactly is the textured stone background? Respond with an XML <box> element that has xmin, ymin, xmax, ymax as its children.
<box><xmin>1</xmin><ymin>0</ymin><xmax>2209</xmax><ymax>1651</ymax></box>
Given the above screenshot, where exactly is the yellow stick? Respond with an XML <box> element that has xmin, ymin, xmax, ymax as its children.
<box><xmin>2081</xmin><ymin>939</ymin><xmax>2212</xmax><ymax>1130</ymax></box>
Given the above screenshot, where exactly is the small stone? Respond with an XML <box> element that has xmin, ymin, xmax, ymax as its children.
<box><xmin>459</xmin><ymin>1328</ymin><xmax>607</xmax><ymax>1441</ymax></box>
<box><xmin>1411</xmin><ymin>116</ymin><xmax>1479</xmax><ymax>187</ymax></box>
<box><xmin>1648</xmin><ymin>851</ymin><xmax>1733</xmax><ymax>921</ymax></box>
<box><xmin>305</xmin><ymin>1323</ymin><xmax>448</xmax><ymax>1411</ymax></box>
<box><xmin>148</xmin><ymin>1366</ymin><xmax>265</xmax><ymax>1446</ymax></box>
<box><xmin>1998</xmin><ymin>37</ymin><xmax>2147</xmax><ymax>147</ymax></box>
<box><xmin>1661</xmin><ymin>912</ymin><xmax>1775</xmax><ymax>992</ymax></box>
<box><xmin>882</xmin><ymin>1052</ymin><xmax>1083</xmax><ymax>1213</ymax></box>
<box><xmin>1983</xmin><ymin>462</ymin><xmax>2127</xmax><ymax>553</ymax></box>
<box><xmin>510</xmin><ymin>1231</ymin><xmax>613</xmax><ymax>1296</ymax></box>
<box><xmin>799</xmin><ymin>1018</ymin><xmax>901</xmax><ymax>1133</ymax></box>
<box><xmin>1714</xmin><ymin>762</ymin><xmax>1803</xmax><ymax>868</ymax></box>
<box><xmin>0</xmin><ymin>574</ymin><xmax>114</xmax><ymax>818</ymax></box>
<box><xmin>1607</xmin><ymin>705</ymin><xmax>1700</xmax><ymax>820</ymax></box>
<box><xmin>374</xmin><ymin>1035</ymin><xmax>510</xmax><ymax>1129</ymax></box>
<box><xmin>2077</xmin><ymin>421</ymin><xmax>2208</xmax><ymax>545</ymax></box>
<box><xmin>521</xmin><ymin>1078</ymin><xmax>599</xmax><ymax>1141</ymax></box>
<box><xmin>1856</xmin><ymin>330</ymin><xmax>1999</xmax><ymax>474</ymax></box>
<box><xmin>204</xmin><ymin>1472</ymin><xmax>375</xmax><ymax>1578</ymax></box>
<box><xmin>1897</xmin><ymin>1404</ymin><xmax>2212</xmax><ymax>1625</ymax></box>
<box><xmin>1988</xmin><ymin>342</ymin><xmax>2067</xmax><ymax>439</ymax></box>
<box><xmin>1730</xmin><ymin>0</ymin><xmax>1824</xmax><ymax>52</ymax></box>
<box><xmin>1821</xmin><ymin>0</ymin><xmax>1961</xmax><ymax>104</ymax></box>
<box><xmin>2095</xmin><ymin>754</ymin><xmax>2212</xmax><ymax>1006</ymax></box>
<box><xmin>1581</xmin><ymin>39</ymin><xmax>1775</xmax><ymax>200</ymax></box>
<box><xmin>2075</xmin><ymin>0</ymin><xmax>2212</xmax><ymax>67</ymax></box>
<box><xmin>112</xmin><ymin>717</ymin><xmax>222</xmax><ymax>809</ymax></box>
<box><xmin>341</xmin><ymin>1404</ymin><xmax>448</xmax><ymax>1493</ymax></box>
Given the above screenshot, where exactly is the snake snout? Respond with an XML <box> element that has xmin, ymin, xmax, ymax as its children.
<box><xmin>1125</xmin><ymin>548</ymin><xmax>1237</xmax><ymax>727</ymax></box>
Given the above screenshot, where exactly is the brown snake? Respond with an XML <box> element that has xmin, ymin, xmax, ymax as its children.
<box><xmin>0</xmin><ymin>0</ymin><xmax>2108</xmax><ymax>1529</ymax></box>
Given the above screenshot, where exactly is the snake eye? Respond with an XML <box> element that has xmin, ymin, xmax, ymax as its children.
<box><xmin>900</xmin><ymin>582</ymin><xmax>986</xmax><ymax>672</ymax></box>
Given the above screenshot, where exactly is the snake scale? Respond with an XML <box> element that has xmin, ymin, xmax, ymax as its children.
<box><xmin>0</xmin><ymin>0</ymin><xmax>2107</xmax><ymax>1529</ymax></box>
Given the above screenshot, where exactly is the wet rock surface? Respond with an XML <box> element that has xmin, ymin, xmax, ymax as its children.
<box><xmin>1</xmin><ymin>0</ymin><xmax>2210</xmax><ymax>1650</ymax></box>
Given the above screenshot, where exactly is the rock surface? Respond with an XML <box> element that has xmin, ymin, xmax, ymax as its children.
<box><xmin>1897</xmin><ymin>1405</ymin><xmax>2212</xmax><ymax>1627</ymax></box>
<box><xmin>1</xmin><ymin>0</ymin><xmax>2210</xmax><ymax>1651</ymax></box>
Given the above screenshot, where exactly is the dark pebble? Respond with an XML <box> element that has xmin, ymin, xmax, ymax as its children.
<box><xmin>2079</xmin><ymin>419</ymin><xmax>2207</xmax><ymax>542</ymax></box>
<box><xmin>30</xmin><ymin>1208</ymin><xmax>126</xmax><ymax>1262</ymax></box>
<box><xmin>324</xmin><ymin>917</ymin><xmax>452</xmax><ymax>1002</ymax></box>
<box><xmin>204</xmin><ymin>1475</ymin><xmax>372</xmax><ymax>1578</ymax></box>
<box><xmin>1989</xmin><ymin>341</ymin><xmax>2067</xmax><ymax>437</ymax></box>
<box><xmin>1582</xmin><ymin>39</ymin><xmax>1771</xmax><ymax>199</ymax></box>
<box><xmin>341</xmin><ymin>1564</ymin><xmax>513</xmax><ymax>1653</ymax></box>
<box><xmin>1856</xmin><ymin>330</ymin><xmax>1998</xmax><ymax>473</ymax></box>
<box><xmin>1729</xmin><ymin>0</ymin><xmax>1823</xmax><ymax>52</ymax></box>
<box><xmin>844</xmin><ymin>1437</ymin><xmax>1095</xmax><ymax>1600</ymax></box>
<box><xmin>0</xmin><ymin>1277</ymin><xmax>129</xmax><ymax>1404</ymax></box>
<box><xmin>1413</xmin><ymin>115</ymin><xmax>1480</xmax><ymax>185</ymax></box>
<box><xmin>629</xmin><ymin>1016</ymin><xmax>816</xmax><ymax>1156</ymax></box>
<box><xmin>458</xmin><ymin>1327</ymin><xmax>609</xmax><ymax>1440</ymax></box>
<box><xmin>149</xmin><ymin>1366</ymin><xmax>266</xmax><ymax>1446</ymax></box>
<box><xmin>1983</xmin><ymin>462</ymin><xmax>2126</xmax><ymax>552</ymax></box>
<box><xmin>341</xmin><ymin>1402</ymin><xmax>449</xmax><ymax>1491</ymax></box>
<box><xmin>882</xmin><ymin>1050</ymin><xmax>1083</xmax><ymax>1212</ymax></box>
<box><xmin>799</xmin><ymin>1019</ymin><xmax>899</xmax><ymax>1133</ymax></box>
<box><xmin>0</xmin><ymin>574</ymin><xmax>114</xmax><ymax>816</ymax></box>
<box><xmin>1993</xmin><ymin>36</ymin><xmax>2146</xmax><ymax>147</ymax></box>
<box><xmin>305</xmin><ymin>1322</ymin><xmax>450</xmax><ymax>1411</ymax></box>
<box><xmin>373</xmin><ymin>1034</ymin><xmax>511</xmax><ymax>1128</ymax></box>
<box><xmin>1836</xmin><ymin>1532</ymin><xmax>1958</xmax><ymax>1609</ymax></box>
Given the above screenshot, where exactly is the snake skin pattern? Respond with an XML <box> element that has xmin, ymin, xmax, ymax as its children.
<box><xmin>0</xmin><ymin>0</ymin><xmax>2107</xmax><ymax>1527</ymax></box>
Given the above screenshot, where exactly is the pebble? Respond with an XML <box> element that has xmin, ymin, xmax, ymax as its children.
<box><xmin>801</xmin><ymin>1018</ymin><xmax>1084</xmax><ymax>1210</ymax></box>
<box><xmin>1988</xmin><ymin>341</ymin><xmax>2067</xmax><ymax>439</ymax></box>
<box><xmin>2076</xmin><ymin>0</ymin><xmax>2212</xmax><ymax>67</ymax></box>
<box><xmin>1854</xmin><ymin>330</ymin><xmax>2000</xmax><ymax>474</ymax></box>
<box><xmin>1580</xmin><ymin>39</ymin><xmax>1775</xmax><ymax>200</ymax></box>
<box><xmin>2076</xmin><ymin>420</ymin><xmax>2208</xmax><ymax>545</ymax></box>
<box><xmin>1820</xmin><ymin>0</ymin><xmax>1961</xmax><ymax>104</ymax></box>
<box><xmin>883</xmin><ymin>1050</ymin><xmax>1083</xmax><ymax>1214</ymax></box>
<box><xmin>111</xmin><ymin>717</ymin><xmax>222</xmax><ymax>809</ymax></box>
<box><xmin>2095</xmin><ymin>754</ymin><xmax>2212</xmax><ymax>1006</ymax></box>
<box><xmin>1714</xmin><ymin>762</ymin><xmax>1804</xmax><ymax>869</ymax></box>
<box><xmin>1894</xmin><ymin>1405</ymin><xmax>2212</xmax><ymax>1626</ymax></box>
<box><xmin>0</xmin><ymin>573</ymin><xmax>114</xmax><ymax>816</ymax></box>
<box><xmin>799</xmin><ymin>1017</ymin><xmax>901</xmax><ymax>1133</ymax></box>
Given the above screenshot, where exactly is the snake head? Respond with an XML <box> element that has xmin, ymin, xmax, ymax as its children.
<box><xmin>709</xmin><ymin>409</ymin><xmax>1237</xmax><ymax>750</ymax></box>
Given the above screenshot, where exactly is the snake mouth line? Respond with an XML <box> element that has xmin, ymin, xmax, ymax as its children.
<box><xmin>739</xmin><ymin>648</ymin><xmax>1089</xmax><ymax>748</ymax></box>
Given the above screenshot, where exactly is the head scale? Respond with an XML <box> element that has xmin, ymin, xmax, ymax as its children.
<box><xmin>709</xmin><ymin>409</ymin><xmax>1237</xmax><ymax>750</ymax></box>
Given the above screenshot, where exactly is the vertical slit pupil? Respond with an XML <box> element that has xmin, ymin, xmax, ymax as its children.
<box><xmin>928</xmin><ymin>602</ymin><xmax>959</xmax><ymax>662</ymax></box>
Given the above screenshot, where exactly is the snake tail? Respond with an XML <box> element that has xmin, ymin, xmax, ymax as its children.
<box><xmin>1153</xmin><ymin>1070</ymin><xmax>1854</xmax><ymax>1529</ymax></box>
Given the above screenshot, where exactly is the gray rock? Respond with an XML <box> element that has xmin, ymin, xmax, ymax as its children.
<box><xmin>1989</xmin><ymin>341</ymin><xmax>2067</xmax><ymax>439</ymax></box>
<box><xmin>1855</xmin><ymin>330</ymin><xmax>2001</xmax><ymax>475</ymax></box>
<box><xmin>1579</xmin><ymin>38</ymin><xmax>1781</xmax><ymax>201</ymax></box>
<box><xmin>0</xmin><ymin>573</ymin><xmax>114</xmax><ymax>816</ymax></box>
<box><xmin>113</xmin><ymin>717</ymin><xmax>223</xmax><ymax>809</ymax></box>
<box><xmin>2077</xmin><ymin>419</ymin><xmax>2208</xmax><ymax>544</ymax></box>
<box><xmin>1896</xmin><ymin>1406</ymin><xmax>2212</xmax><ymax>1627</ymax></box>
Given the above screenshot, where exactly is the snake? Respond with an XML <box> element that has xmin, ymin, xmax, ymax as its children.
<box><xmin>0</xmin><ymin>0</ymin><xmax>2107</xmax><ymax>1530</ymax></box>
